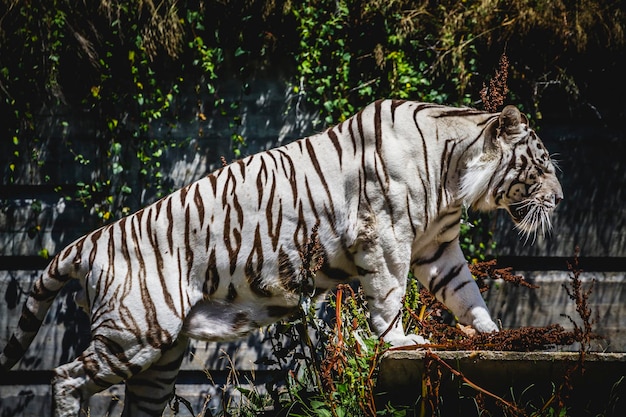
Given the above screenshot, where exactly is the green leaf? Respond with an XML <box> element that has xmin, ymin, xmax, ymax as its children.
<box><xmin>310</xmin><ymin>400</ymin><xmax>326</xmax><ymax>410</ymax></box>
<box><xmin>108</xmin><ymin>119</ymin><xmax>118</xmax><ymax>132</ymax></box>
<box><xmin>112</xmin><ymin>162</ymin><xmax>123</xmax><ymax>175</ymax></box>
<box><xmin>111</xmin><ymin>142</ymin><xmax>122</xmax><ymax>155</ymax></box>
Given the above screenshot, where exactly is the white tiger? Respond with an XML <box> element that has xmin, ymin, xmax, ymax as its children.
<box><xmin>0</xmin><ymin>100</ymin><xmax>563</xmax><ymax>416</ymax></box>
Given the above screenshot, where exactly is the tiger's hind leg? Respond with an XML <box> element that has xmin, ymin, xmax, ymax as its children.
<box><xmin>122</xmin><ymin>335</ymin><xmax>190</xmax><ymax>416</ymax></box>
<box><xmin>52</xmin><ymin>335</ymin><xmax>165</xmax><ymax>417</ymax></box>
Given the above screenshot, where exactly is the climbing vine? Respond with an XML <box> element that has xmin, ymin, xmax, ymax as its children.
<box><xmin>1</xmin><ymin>0</ymin><xmax>624</xmax><ymax>228</ymax></box>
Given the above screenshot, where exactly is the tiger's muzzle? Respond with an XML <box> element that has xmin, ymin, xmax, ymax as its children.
<box><xmin>508</xmin><ymin>179</ymin><xmax>563</xmax><ymax>237</ymax></box>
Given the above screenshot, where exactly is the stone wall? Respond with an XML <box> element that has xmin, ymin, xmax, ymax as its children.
<box><xmin>1</xmin><ymin>68</ymin><xmax>624</xmax><ymax>416</ymax></box>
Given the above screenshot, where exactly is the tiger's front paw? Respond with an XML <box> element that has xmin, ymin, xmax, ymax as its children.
<box><xmin>472</xmin><ymin>316</ymin><xmax>499</xmax><ymax>333</ymax></box>
<box><xmin>468</xmin><ymin>306</ymin><xmax>499</xmax><ymax>333</ymax></box>
<box><xmin>385</xmin><ymin>333</ymin><xmax>429</xmax><ymax>347</ymax></box>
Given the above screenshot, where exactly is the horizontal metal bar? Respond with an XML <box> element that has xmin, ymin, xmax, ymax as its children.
<box><xmin>1</xmin><ymin>255</ymin><xmax>625</xmax><ymax>273</ymax></box>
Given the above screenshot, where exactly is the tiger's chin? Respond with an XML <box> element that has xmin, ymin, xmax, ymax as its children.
<box><xmin>508</xmin><ymin>200</ymin><xmax>554</xmax><ymax>242</ymax></box>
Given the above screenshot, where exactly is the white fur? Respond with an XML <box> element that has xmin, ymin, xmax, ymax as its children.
<box><xmin>459</xmin><ymin>154</ymin><xmax>500</xmax><ymax>209</ymax></box>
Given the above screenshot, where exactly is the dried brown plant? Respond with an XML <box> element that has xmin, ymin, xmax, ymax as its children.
<box><xmin>562</xmin><ymin>246</ymin><xmax>599</xmax><ymax>353</ymax></box>
<box><xmin>469</xmin><ymin>259</ymin><xmax>538</xmax><ymax>290</ymax></box>
<box><xmin>480</xmin><ymin>53</ymin><xmax>510</xmax><ymax>112</ymax></box>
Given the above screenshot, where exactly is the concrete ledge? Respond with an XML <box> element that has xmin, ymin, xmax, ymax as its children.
<box><xmin>377</xmin><ymin>350</ymin><xmax>626</xmax><ymax>413</ymax></box>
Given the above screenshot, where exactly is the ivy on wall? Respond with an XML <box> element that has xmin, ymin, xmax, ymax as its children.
<box><xmin>1</xmin><ymin>0</ymin><xmax>624</xmax><ymax>227</ymax></box>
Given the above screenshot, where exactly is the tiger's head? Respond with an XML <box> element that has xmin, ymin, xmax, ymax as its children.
<box><xmin>461</xmin><ymin>105</ymin><xmax>563</xmax><ymax>239</ymax></box>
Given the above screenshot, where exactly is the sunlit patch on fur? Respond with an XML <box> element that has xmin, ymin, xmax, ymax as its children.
<box><xmin>509</xmin><ymin>199</ymin><xmax>553</xmax><ymax>243</ymax></box>
<box><xmin>459</xmin><ymin>156</ymin><xmax>500</xmax><ymax>209</ymax></box>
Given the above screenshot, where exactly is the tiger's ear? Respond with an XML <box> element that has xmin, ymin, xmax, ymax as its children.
<box><xmin>498</xmin><ymin>105</ymin><xmax>526</xmax><ymax>137</ymax></box>
<box><xmin>482</xmin><ymin>117</ymin><xmax>500</xmax><ymax>153</ymax></box>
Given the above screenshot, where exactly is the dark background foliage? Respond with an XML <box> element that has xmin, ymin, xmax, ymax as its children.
<box><xmin>1</xmin><ymin>0</ymin><xmax>624</xmax><ymax>221</ymax></box>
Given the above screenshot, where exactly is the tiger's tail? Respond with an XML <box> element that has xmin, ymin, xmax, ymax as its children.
<box><xmin>0</xmin><ymin>249</ymin><xmax>78</xmax><ymax>371</ymax></box>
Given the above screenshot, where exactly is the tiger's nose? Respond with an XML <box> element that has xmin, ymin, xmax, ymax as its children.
<box><xmin>546</xmin><ymin>192</ymin><xmax>563</xmax><ymax>207</ymax></box>
<box><xmin>552</xmin><ymin>181</ymin><xmax>564</xmax><ymax>206</ymax></box>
